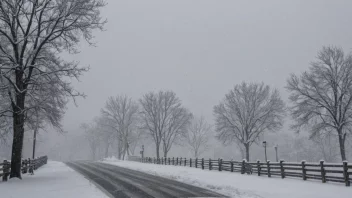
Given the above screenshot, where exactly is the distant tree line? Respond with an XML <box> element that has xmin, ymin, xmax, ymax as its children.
<box><xmin>82</xmin><ymin>46</ymin><xmax>352</xmax><ymax>163</ymax></box>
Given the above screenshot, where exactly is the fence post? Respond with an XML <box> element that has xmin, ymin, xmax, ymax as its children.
<box><xmin>201</xmin><ymin>158</ymin><xmax>204</xmax><ymax>170</ymax></box>
<box><xmin>176</xmin><ymin>157</ymin><xmax>178</xmax><ymax>165</ymax></box>
<box><xmin>343</xmin><ymin>161</ymin><xmax>350</xmax><ymax>186</ymax></box>
<box><xmin>280</xmin><ymin>160</ymin><xmax>285</xmax><ymax>179</ymax></box>
<box><xmin>241</xmin><ymin>160</ymin><xmax>246</xmax><ymax>174</ymax></box>
<box><xmin>172</xmin><ymin>157</ymin><xmax>175</xmax><ymax>165</ymax></box>
<box><xmin>180</xmin><ymin>157</ymin><xmax>182</xmax><ymax>166</ymax></box>
<box><xmin>195</xmin><ymin>158</ymin><xmax>198</xmax><ymax>168</ymax></box>
<box><xmin>25</xmin><ymin>159</ymin><xmax>28</xmax><ymax>173</ymax></box>
<box><xmin>302</xmin><ymin>161</ymin><xmax>306</xmax><ymax>180</ymax></box>
<box><xmin>190</xmin><ymin>158</ymin><xmax>192</xmax><ymax>167</ymax></box>
<box><xmin>219</xmin><ymin>159</ymin><xmax>223</xmax><ymax>171</ymax></box>
<box><xmin>2</xmin><ymin>160</ymin><xmax>8</xmax><ymax>181</ymax></box>
<box><xmin>231</xmin><ymin>160</ymin><xmax>234</xmax><ymax>172</ymax></box>
<box><xmin>26</xmin><ymin>158</ymin><xmax>29</xmax><ymax>172</ymax></box>
<box><xmin>267</xmin><ymin>160</ymin><xmax>271</xmax><ymax>177</ymax></box>
<box><xmin>28</xmin><ymin>158</ymin><xmax>31</xmax><ymax>173</ymax></box>
<box><xmin>257</xmin><ymin>160</ymin><xmax>261</xmax><ymax>176</ymax></box>
<box><xmin>29</xmin><ymin>159</ymin><xmax>34</xmax><ymax>175</ymax></box>
<box><xmin>319</xmin><ymin>160</ymin><xmax>326</xmax><ymax>183</ymax></box>
<box><xmin>33</xmin><ymin>158</ymin><xmax>37</xmax><ymax>170</ymax></box>
<box><xmin>21</xmin><ymin>159</ymin><xmax>25</xmax><ymax>174</ymax></box>
<box><xmin>184</xmin><ymin>158</ymin><xmax>186</xmax><ymax>166</ymax></box>
<box><xmin>209</xmin><ymin>158</ymin><xmax>212</xmax><ymax>170</ymax></box>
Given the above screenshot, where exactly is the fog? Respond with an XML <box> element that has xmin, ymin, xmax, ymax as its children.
<box><xmin>3</xmin><ymin>0</ymin><xmax>352</xmax><ymax>162</ymax></box>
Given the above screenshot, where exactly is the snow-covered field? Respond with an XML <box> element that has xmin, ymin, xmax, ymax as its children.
<box><xmin>0</xmin><ymin>161</ymin><xmax>108</xmax><ymax>198</ymax></box>
<box><xmin>102</xmin><ymin>157</ymin><xmax>351</xmax><ymax>198</ymax></box>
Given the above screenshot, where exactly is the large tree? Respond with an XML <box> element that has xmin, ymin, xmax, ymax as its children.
<box><xmin>140</xmin><ymin>90</ymin><xmax>192</xmax><ymax>158</ymax></box>
<box><xmin>0</xmin><ymin>0</ymin><xmax>106</xmax><ymax>178</ymax></box>
<box><xmin>287</xmin><ymin>46</ymin><xmax>352</xmax><ymax>161</ymax></box>
<box><xmin>101</xmin><ymin>95</ymin><xmax>140</xmax><ymax>160</ymax></box>
<box><xmin>214</xmin><ymin>82</ymin><xmax>285</xmax><ymax>161</ymax></box>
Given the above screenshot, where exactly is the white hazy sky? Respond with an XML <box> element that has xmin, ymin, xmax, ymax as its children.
<box><xmin>61</xmin><ymin>0</ymin><xmax>352</xmax><ymax>135</ymax></box>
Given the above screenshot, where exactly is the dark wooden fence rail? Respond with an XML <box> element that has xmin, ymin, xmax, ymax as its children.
<box><xmin>139</xmin><ymin>157</ymin><xmax>351</xmax><ymax>187</ymax></box>
<box><xmin>0</xmin><ymin>156</ymin><xmax>48</xmax><ymax>182</ymax></box>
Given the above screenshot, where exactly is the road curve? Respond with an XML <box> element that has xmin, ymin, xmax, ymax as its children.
<box><xmin>66</xmin><ymin>161</ymin><xmax>225</xmax><ymax>198</ymax></box>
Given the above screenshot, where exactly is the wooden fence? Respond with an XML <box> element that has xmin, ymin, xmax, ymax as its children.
<box><xmin>140</xmin><ymin>157</ymin><xmax>352</xmax><ymax>187</ymax></box>
<box><xmin>0</xmin><ymin>156</ymin><xmax>48</xmax><ymax>182</ymax></box>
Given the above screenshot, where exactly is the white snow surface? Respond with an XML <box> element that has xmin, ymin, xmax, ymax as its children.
<box><xmin>102</xmin><ymin>157</ymin><xmax>352</xmax><ymax>198</ymax></box>
<box><xmin>0</xmin><ymin>161</ymin><xmax>108</xmax><ymax>198</ymax></box>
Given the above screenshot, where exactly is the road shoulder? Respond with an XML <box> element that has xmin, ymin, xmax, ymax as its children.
<box><xmin>0</xmin><ymin>161</ymin><xmax>108</xmax><ymax>198</ymax></box>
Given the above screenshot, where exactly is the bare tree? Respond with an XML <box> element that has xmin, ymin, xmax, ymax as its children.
<box><xmin>0</xmin><ymin>0</ymin><xmax>106</xmax><ymax>178</ymax></box>
<box><xmin>94</xmin><ymin>116</ymin><xmax>115</xmax><ymax>158</ymax></box>
<box><xmin>162</xmin><ymin>106</ymin><xmax>192</xmax><ymax>157</ymax></box>
<box><xmin>214</xmin><ymin>82</ymin><xmax>285</xmax><ymax>161</ymax></box>
<box><xmin>101</xmin><ymin>95</ymin><xmax>140</xmax><ymax>160</ymax></box>
<box><xmin>184</xmin><ymin>117</ymin><xmax>211</xmax><ymax>158</ymax></box>
<box><xmin>287</xmin><ymin>46</ymin><xmax>352</xmax><ymax>161</ymax></box>
<box><xmin>139</xmin><ymin>90</ymin><xmax>192</xmax><ymax>158</ymax></box>
<box><xmin>81</xmin><ymin>123</ymin><xmax>100</xmax><ymax>161</ymax></box>
<box><xmin>312</xmin><ymin>132</ymin><xmax>339</xmax><ymax>162</ymax></box>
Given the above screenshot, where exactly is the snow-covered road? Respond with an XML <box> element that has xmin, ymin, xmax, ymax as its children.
<box><xmin>0</xmin><ymin>161</ymin><xmax>108</xmax><ymax>198</ymax></box>
<box><xmin>66</xmin><ymin>161</ymin><xmax>224</xmax><ymax>197</ymax></box>
<box><xmin>102</xmin><ymin>158</ymin><xmax>352</xmax><ymax>198</ymax></box>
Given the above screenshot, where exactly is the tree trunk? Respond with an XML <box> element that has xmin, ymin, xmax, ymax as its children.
<box><xmin>104</xmin><ymin>144</ymin><xmax>109</xmax><ymax>158</ymax></box>
<box><xmin>117</xmin><ymin>139</ymin><xmax>122</xmax><ymax>160</ymax></box>
<box><xmin>245</xmin><ymin>143</ymin><xmax>250</xmax><ymax>161</ymax></box>
<box><xmin>10</xmin><ymin>92</ymin><xmax>25</xmax><ymax>179</ymax></box>
<box><xmin>338</xmin><ymin>130</ymin><xmax>347</xmax><ymax>161</ymax></box>
<box><xmin>92</xmin><ymin>150</ymin><xmax>96</xmax><ymax>161</ymax></box>
<box><xmin>32</xmin><ymin>128</ymin><xmax>38</xmax><ymax>159</ymax></box>
<box><xmin>156</xmin><ymin>144</ymin><xmax>160</xmax><ymax>158</ymax></box>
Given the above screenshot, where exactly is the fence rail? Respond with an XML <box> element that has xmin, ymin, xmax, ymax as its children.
<box><xmin>139</xmin><ymin>157</ymin><xmax>351</xmax><ymax>187</ymax></box>
<box><xmin>0</xmin><ymin>156</ymin><xmax>48</xmax><ymax>182</ymax></box>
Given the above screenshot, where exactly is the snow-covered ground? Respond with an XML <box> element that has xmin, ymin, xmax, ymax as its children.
<box><xmin>102</xmin><ymin>157</ymin><xmax>351</xmax><ymax>198</ymax></box>
<box><xmin>0</xmin><ymin>161</ymin><xmax>108</xmax><ymax>198</ymax></box>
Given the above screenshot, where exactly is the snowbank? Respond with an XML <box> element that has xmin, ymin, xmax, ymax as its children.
<box><xmin>0</xmin><ymin>161</ymin><xmax>108</xmax><ymax>198</ymax></box>
<box><xmin>102</xmin><ymin>158</ymin><xmax>352</xmax><ymax>198</ymax></box>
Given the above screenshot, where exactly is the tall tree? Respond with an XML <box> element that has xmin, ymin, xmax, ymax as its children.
<box><xmin>184</xmin><ymin>116</ymin><xmax>211</xmax><ymax>158</ymax></box>
<box><xmin>214</xmin><ymin>82</ymin><xmax>285</xmax><ymax>161</ymax></box>
<box><xmin>140</xmin><ymin>90</ymin><xmax>192</xmax><ymax>158</ymax></box>
<box><xmin>101</xmin><ymin>95</ymin><xmax>140</xmax><ymax>160</ymax></box>
<box><xmin>287</xmin><ymin>46</ymin><xmax>352</xmax><ymax>161</ymax></box>
<box><xmin>0</xmin><ymin>0</ymin><xmax>106</xmax><ymax>178</ymax></box>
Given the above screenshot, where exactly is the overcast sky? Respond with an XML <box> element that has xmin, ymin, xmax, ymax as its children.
<box><xmin>61</xmin><ymin>0</ymin><xmax>352</xmax><ymax>136</ymax></box>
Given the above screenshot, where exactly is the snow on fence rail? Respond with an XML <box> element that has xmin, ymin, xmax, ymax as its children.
<box><xmin>0</xmin><ymin>156</ymin><xmax>48</xmax><ymax>182</ymax></box>
<box><xmin>137</xmin><ymin>157</ymin><xmax>351</xmax><ymax>187</ymax></box>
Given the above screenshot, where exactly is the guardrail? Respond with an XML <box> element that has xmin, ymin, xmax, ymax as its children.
<box><xmin>140</xmin><ymin>157</ymin><xmax>352</xmax><ymax>187</ymax></box>
<box><xmin>0</xmin><ymin>156</ymin><xmax>48</xmax><ymax>181</ymax></box>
